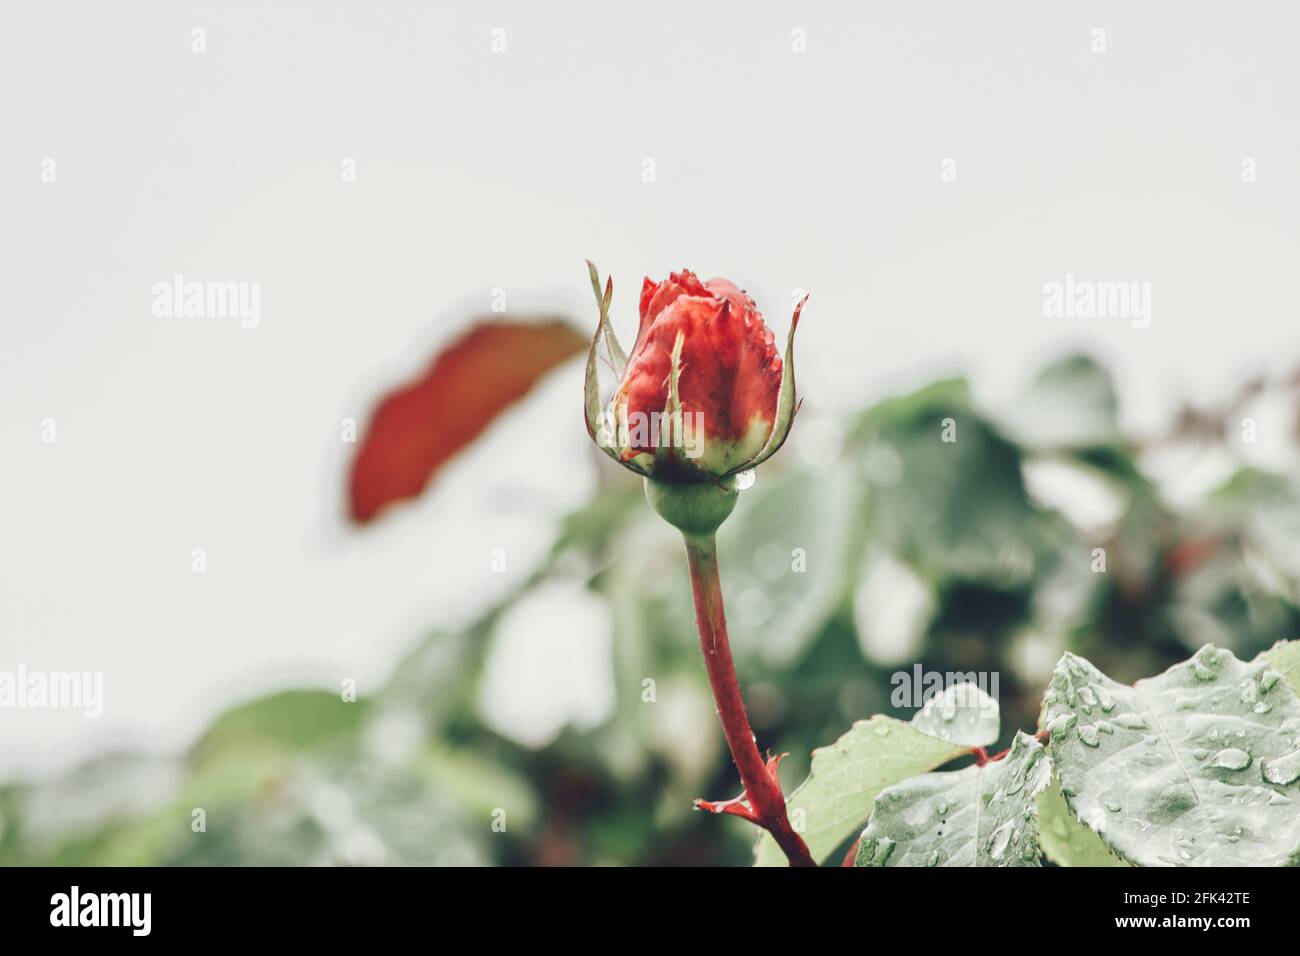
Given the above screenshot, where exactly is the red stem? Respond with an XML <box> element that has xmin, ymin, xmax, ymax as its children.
<box><xmin>981</xmin><ymin>730</ymin><xmax>1051</xmax><ymax>765</ymax></box>
<box><xmin>683</xmin><ymin>534</ymin><xmax>816</xmax><ymax>867</ymax></box>
<box><xmin>841</xmin><ymin>838</ymin><xmax>861</xmax><ymax>867</ymax></box>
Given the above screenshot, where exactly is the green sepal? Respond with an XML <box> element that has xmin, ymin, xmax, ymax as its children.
<box><xmin>584</xmin><ymin>260</ymin><xmax>647</xmax><ymax>473</ymax></box>
<box><xmin>644</xmin><ymin>475</ymin><xmax>739</xmax><ymax>537</ymax></box>
<box><xmin>586</xmin><ymin>259</ymin><xmax>626</xmax><ymax>372</ymax></box>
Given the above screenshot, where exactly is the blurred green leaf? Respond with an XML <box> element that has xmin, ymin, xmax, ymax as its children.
<box><xmin>998</xmin><ymin>354</ymin><xmax>1123</xmax><ymax>452</ymax></box>
<box><xmin>717</xmin><ymin>465</ymin><xmax>856</xmax><ymax>666</ymax></box>
<box><xmin>849</xmin><ymin>378</ymin><xmax>1051</xmax><ymax>588</ymax></box>
<box><xmin>1264</xmin><ymin>639</ymin><xmax>1300</xmax><ymax>693</ymax></box>
<box><xmin>193</xmin><ymin>690</ymin><xmax>368</xmax><ymax>759</ymax></box>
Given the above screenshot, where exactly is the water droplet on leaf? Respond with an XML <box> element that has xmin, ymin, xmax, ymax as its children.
<box><xmin>1261</xmin><ymin>751</ymin><xmax>1300</xmax><ymax>786</ymax></box>
<box><xmin>1210</xmin><ymin>748</ymin><xmax>1251</xmax><ymax>771</ymax></box>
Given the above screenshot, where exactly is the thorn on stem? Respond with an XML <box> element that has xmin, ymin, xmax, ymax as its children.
<box><xmin>694</xmin><ymin>795</ymin><xmax>758</xmax><ymax>823</ymax></box>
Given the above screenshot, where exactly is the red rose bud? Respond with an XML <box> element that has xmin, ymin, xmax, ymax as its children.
<box><xmin>583</xmin><ymin>262</ymin><xmax>804</xmax><ymax>483</ymax></box>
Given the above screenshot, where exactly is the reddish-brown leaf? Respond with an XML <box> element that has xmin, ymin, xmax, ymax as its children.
<box><xmin>348</xmin><ymin>319</ymin><xmax>587</xmax><ymax>523</ymax></box>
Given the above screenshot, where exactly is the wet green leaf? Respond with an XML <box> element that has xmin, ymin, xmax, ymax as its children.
<box><xmin>856</xmin><ymin>732</ymin><xmax>1050</xmax><ymax>867</ymax></box>
<box><xmin>1046</xmin><ymin>645</ymin><xmax>1300</xmax><ymax>866</ymax></box>
<box><xmin>910</xmin><ymin>681</ymin><xmax>1000</xmax><ymax>748</ymax></box>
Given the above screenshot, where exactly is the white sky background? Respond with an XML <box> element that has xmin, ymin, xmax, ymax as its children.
<box><xmin>2</xmin><ymin>1</ymin><xmax>1299</xmax><ymax>779</ymax></box>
